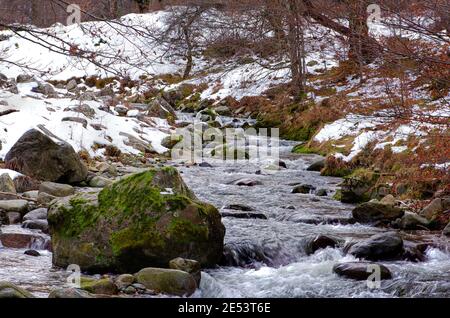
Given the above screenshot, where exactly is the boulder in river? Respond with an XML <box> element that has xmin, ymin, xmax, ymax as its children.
<box><xmin>80</xmin><ymin>278</ymin><xmax>118</xmax><ymax>295</ymax></box>
<box><xmin>169</xmin><ymin>257</ymin><xmax>201</xmax><ymax>286</ymax></box>
<box><xmin>306</xmin><ymin>158</ymin><xmax>325</xmax><ymax>172</ymax></box>
<box><xmin>5</xmin><ymin>129</ymin><xmax>87</xmax><ymax>184</ymax></box>
<box><xmin>291</xmin><ymin>184</ymin><xmax>316</xmax><ymax>194</ymax></box>
<box><xmin>232</xmin><ymin>178</ymin><xmax>262</xmax><ymax>186</ymax></box>
<box><xmin>348</xmin><ymin>232</ymin><xmax>404</xmax><ymax>261</ymax></box>
<box><xmin>48</xmin><ymin>167</ymin><xmax>225</xmax><ymax>273</ymax></box>
<box><xmin>352</xmin><ymin>202</ymin><xmax>404</xmax><ymax>224</ymax></box>
<box><xmin>23</xmin><ymin>208</ymin><xmax>48</xmax><ymax>221</ymax></box>
<box><xmin>0</xmin><ymin>200</ymin><xmax>29</xmax><ymax>214</ymax></box>
<box><xmin>333</xmin><ymin>262</ymin><xmax>392</xmax><ymax>280</ymax></box>
<box><xmin>48</xmin><ymin>288</ymin><xmax>94</xmax><ymax>298</ymax></box>
<box><xmin>395</xmin><ymin>212</ymin><xmax>430</xmax><ymax>230</ymax></box>
<box><xmin>0</xmin><ymin>282</ymin><xmax>35</xmax><ymax>298</ymax></box>
<box><xmin>306</xmin><ymin>235</ymin><xmax>339</xmax><ymax>254</ymax></box>
<box><xmin>22</xmin><ymin>219</ymin><xmax>49</xmax><ymax>233</ymax></box>
<box><xmin>39</xmin><ymin>182</ymin><xmax>75</xmax><ymax>197</ymax></box>
<box><xmin>221</xmin><ymin>212</ymin><xmax>268</xmax><ymax>220</ymax></box>
<box><xmin>134</xmin><ymin>267</ymin><xmax>197</xmax><ymax>297</ymax></box>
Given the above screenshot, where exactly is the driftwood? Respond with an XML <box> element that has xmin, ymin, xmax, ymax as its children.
<box><xmin>0</xmin><ymin>191</ymin><xmax>38</xmax><ymax>203</ymax></box>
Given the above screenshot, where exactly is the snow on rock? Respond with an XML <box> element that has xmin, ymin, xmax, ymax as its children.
<box><xmin>0</xmin><ymin>84</ymin><xmax>169</xmax><ymax>159</ymax></box>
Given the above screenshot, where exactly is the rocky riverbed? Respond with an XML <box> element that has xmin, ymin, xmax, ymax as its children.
<box><xmin>0</xmin><ymin>127</ymin><xmax>449</xmax><ymax>298</ymax></box>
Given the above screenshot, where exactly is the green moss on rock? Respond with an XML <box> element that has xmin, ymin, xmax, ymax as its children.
<box><xmin>48</xmin><ymin>167</ymin><xmax>225</xmax><ymax>273</ymax></box>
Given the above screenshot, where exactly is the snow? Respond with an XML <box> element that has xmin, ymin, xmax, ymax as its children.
<box><xmin>0</xmin><ymin>82</ymin><xmax>169</xmax><ymax>159</ymax></box>
<box><xmin>0</xmin><ymin>169</ymin><xmax>23</xmax><ymax>180</ymax></box>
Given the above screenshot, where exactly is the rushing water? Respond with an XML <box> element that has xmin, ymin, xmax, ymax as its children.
<box><xmin>0</xmin><ymin>120</ymin><xmax>449</xmax><ymax>298</ymax></box>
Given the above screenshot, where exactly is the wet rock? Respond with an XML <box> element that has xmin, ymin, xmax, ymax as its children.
<box><xmin>444</xmin><ymin>223</ymin><xmax>450</xmax><ymax>236</ymax></box>
<box><xmin>6</xmin><ymin>212</ymin><xmax>21</xmax><ymax>224</ymax></box>
<box><xmin>0</xmin><ymin>233</ymin><xmax>41</xmax><ymax>248</ymax></box>
<box><xmin>0</xmin><ymin>200</ymin><xmax>29</xmax><ymax>214</ymax></box>
<box><xmin>0</xmin><ymin>282</ymin><xmax>35</xmax><ymax>298</ymax></box>
<box><xmin>24</xmin><ymin>249</ymin><xmax>41</xmax><ymax>257</ymax></box>
<box><xmin>333</xmin><ymin>262</ymin><xmax>392</xmax><ymax>280</ymax></box>
<box><xmin>48</xmin><ymin>288</ymin><xmax>94</xmax><ymax>298</ymax></box>
<box><xmin>61</xmin><ymin>117</ymin><xmax>88</xmax><ymax>128</ymax></box>
<box><xmin>221</xmin><ymin>212</ymin><xmax>267</xmax><ymax>220</ymax></box>
<box><xmin>0</xmin><ymin>173</ymin><xmax>16</xmax><ymax>194</ymax></box>
<box><xmin>315</xmin><ymin>189</ymin><xmax>328</xmax><ymax>196</ymax></box>
<box><xmin>169</xmin><ymin>257</ymin><xmax>201</xmax><ymax>286</ymax></box>
<box><xmin>232</xmin><ymin>178</ymin><xmax>262</xmax><ymax>186</ymax></box>
<box><xmin>22</xmin><ymin>219</ymin><xmax>49</xmax><ymax>233</ymax></box>
<box><xmin>81</xmin><ymin>278</ymin><xmax>118</xmax><ymax>295</ymax></box>
<box><xmin>198</xmin><ymin>162</ymin><xmax>213</xmax><ymax>168</ymax></box>
<box><xmin>395</xmin><ymin>212</ymin><xmax>430</xmax><ymax>230</ymax></box>
<box><xmin>379</xmin><ymin>194</ymin><xmax>396</xmax><ymax>206</ymax></box>
<box><xmin>223</xmin><ymin>204</ymin><xmax>254</xmax><ymax>211</ymax></box>
<box><xmin>89</xmin><ymin>176</ymin><xmax>113</xmax><ymax>188</ymax></box>
<box><xmin>23</xmin><ymin>208</ymin><xmax>48</xmax><ymax>221</ymax></box>
<box><xmin>402</xmin><ymin>243</ymin><xmax>426</xmax><ymax>262</ymax></box>
<box><xmin>352</xmin><ymin>202</ymin><xmax>404</xmax><ymax>224</ymax></box>
<box><xmin>22</xmin><ymin>191</ymin><xmax>39</xmax><ymax>200</ymax></box>
<box><xmin>39</xmin><ymin>182</ymin><xmax>75</xmax><ymax>197</ymax></box>
<box><xmin>306</xmin><ymin>158</ymin><xmax>325</xmax><ymax>172</ymax></box>
<box><xmin>37</xmin><ymin>192</ymin><xmax>57</xmax><ymax>206</ymax></box>
<box><xmin>292</xmin><ymin>184</ymin><xmax>316</xmax><ymax>194</ymax></box>
<box><xmin>348</xmin><ymin>232</ymin><xmax>404</xmax><ymax>261</ymax></box>
<box><xmin>278</xmin><ymin>161</ymin><xmax>288</xmax><ymax>169</ymax></box>
<box><xmin>48</xmin><ymin>167</ymin><xmax>225</xmax><ymax>272</ymax></box>
<box><xmin>420</xmin><ymin>198</ymin><xmax>450</xmax><ymax>229</ymax></box>
<box><xmin>134</xmin><ymin>267</ymin><xmax>197</xmax><ymax>297</ymax></box>
<box><xmin>5</xmin><ymin>129</ymin><xmax>87</xmax><ymax>184</ymax></box>
<box><xmin>307</xmin><ymin>235</ymin><xmax>339</xmax><ymax>254</ymax></box>
<box><xmin>115</xmin><ymin>274</ymin><xmax>135</xmax><ymax>290</ymax></box>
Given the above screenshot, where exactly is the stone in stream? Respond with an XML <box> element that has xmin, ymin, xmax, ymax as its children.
<box><xmin>223</xmin><ymin>204</ymin><xmax>255</xmax><ymax>212</ymax></box>
<box><xmin>315</xmin><ymin>189</ymin><xmax>328</xmax><ymax>197</ymax></box>
<box><xmin>80</xmin><ymin>278</ymin><xmax>118</xmax><ymax>295</ymax></box>
<box><xmin>37</xmin><ymin>192</ymin><xmax>57</xmax><ymax>206</ymax></box>
<box><xmin>333</xmin><ymin>262</ymin><xmax>392</xmax><ymax>281</ymax></box>
<box><xmin>88</xmin><ymin>176</ymin><xmax>113</xmax><ymax>188</ymax></box>
<box><xmin>198</xmin><ymin>162</ymin><xmax>213</xmax><ymax>168</ymax></box>
<box><xmin>48</xmin><ymin>167</ymin><xmax>225</xmax><ymax>273</ymax></box>
<box><xmin>5</xmin><ymin>129</ymin><xmax>88</xmax><ymax>184</ymax></box>
<box><xmin>291</xmin><ymin>184</ymin><xmax>316</xmax><ymax>194</ymax></box>
<box><xmin>169</xmin><ymin>257</ymin><xmax>202</xmax><ymax>286</ymax></box>
<box><xmin>115</xmin><ymin>274</ymin><xmax>135</xmax><ymax>290</ymax></box>
<box><xmin>22</xmin><ymin>190</ymin><xmax>39</xmax><ymax>200</ymax></box>
<box><xmin>0</xmin><ymin>232</ymin><xmax>48</xmax><ymax>249</ymax></box>
<box><xmin>306</xmin><ymin>235</ymin><xmax>339</xmax><ymax>255</ymax></box>
<box><xmin>221</xmin><ymin>212</ymin><xmax>268</xmax><ymax>220</ymax></box>
<box><xmin>0</xmin><ymin>173</ymin><xmax>16</xmax><ymax>195</ymax></box>
<box><xmin>134</xmin><ymin>267</ymin><xmax>197</xmax><ymax>297</ymax></box>
<box><xmin>0</xmin><ymin>200</ymin><xmax>29</xmax><ymax>214</ymax></box>
<box><xmin>39</xmin><ymin>181</ymin><xmax>75</xmax><ymax>197</ymax></box>
<box><xmin>443</xmin><ymin>223</ymin><xmax>450</xmax><ymax>236</ymax></box>
<box><xmin>419</xmin><ymin>197</ymin><xmax>450</xmax><ymax>229</ymax></box>
<box><xmin>232</xmin><ymin>178</ymin><xmax>262</xmax><ymax>187</ymax></box>
<box><xmin>348</xmin><ymin>232</ymin><xmax>404</xmax><ymax>261</ymax></box>
<box><xmin>0</xmin><ymin>282</ymin><xmax>35</xmax><ymax>298</ymax></box>
<box><xmin>352</xmin><ymin>202</ymin><xmax>404</xmax><ymax>224</ymax></box>
<box><xmin>306</xmin><ymin>158</ymin><xmax>325</xmax><ymax>172</ymax></box>
<box><xmin>394</xmin><ymin>212</ymin><xmax>430</xmax><ymax>230</ymax></box>
<box><xmin>48</xmin><ymin>288</ymin><xmax>94</xmax><ymax>298</ymax></box>
<box><xmin>23</xmin><ymin>208</ymin><xmax>48</xmax><ymax>221</ymax></box>
<box><xmin>24</xmin><ymin>249</ymin><xmax>41</xmax><ymax>257</ymax></box>
<box><xmin>22</xmin><ymin>219</ymin><xmax>49</xmax><ymax>233</ymax></box>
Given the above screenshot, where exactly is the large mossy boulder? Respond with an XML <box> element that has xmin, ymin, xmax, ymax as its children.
<box><xmin>5</xmin><ymin>129</ymin><xmax>87</xmax><ymax>184</ymax></box>
<box><xmin>134</xmin><ymin>267</ymin><xmax>197</xmax><ymax>296</ymax></box>
<box><xmin>48</xmin><ymin>167</ymin><xmax>225</xmax><ymax>273</ymax></box>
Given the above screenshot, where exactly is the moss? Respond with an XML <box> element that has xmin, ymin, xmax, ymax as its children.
<box><xmin>210</xmin><ymin>146</ymin><xmax>249</xmax><ymax>160</ymax></box>
<box><xmin>110</xmin><ymin>223</ymin><xmax>164</xmax><ymax>256</ymax></box>
<box><xmin>166</xmin><ymin>217</ymin><xmax>208</xmax><ymax>244</ymax></box>
<box><xmin>292</xmin><ymin>144</ymin><xmax>323</xmax><ymax>155</ymax></box>
<box><xmin>333</xmin><ymin>189</ymin><xmax>342</xmax><ymax>201</ymax></box>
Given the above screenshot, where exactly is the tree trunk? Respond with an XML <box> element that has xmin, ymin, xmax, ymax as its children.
<box><xmin>303</xmin><ymin>0</ymin><xmax>379</xmax><ymax>63</ymax></box>
<box><xmin>182</xmin><ymin>25</ymin><xmax>193</xmax><ymax>79</ymax></box>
